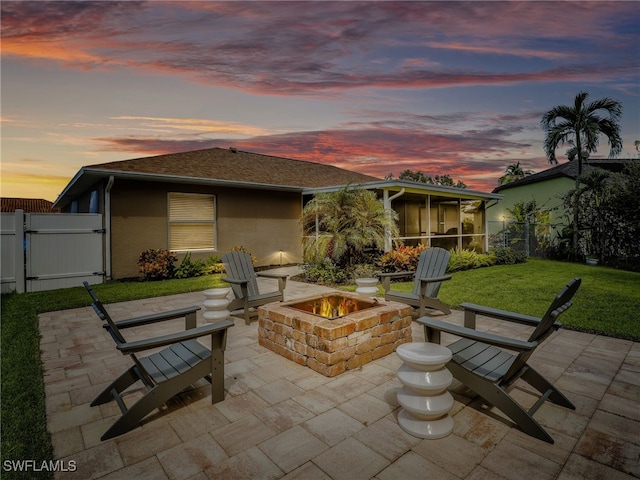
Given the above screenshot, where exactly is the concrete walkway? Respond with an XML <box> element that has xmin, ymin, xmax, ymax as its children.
<box><xmin>40</xmin><ymin>270</ymin><xmax>639</xmax><ymax>479</ymax></box>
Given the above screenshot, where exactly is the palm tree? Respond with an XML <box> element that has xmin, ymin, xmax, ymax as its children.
<box><xmin>301</xmin><ymin>186</ymin><xmax>399</xmax><ymax>270</ymax></box>
<box><xmin>498</xmin><ymin>162</ymin><xmax>534</xmax><ymax>185</ymax></box>
<box><xmin>541</xmin><ymin>91</ymin><xmax>623</xmax><ymax>258</ymax></box>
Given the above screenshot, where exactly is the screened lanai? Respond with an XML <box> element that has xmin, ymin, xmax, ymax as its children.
<box><xmin>303</xmin><ymin>180</ymin><xmax>503</xmax><ymax>253</ymax></box>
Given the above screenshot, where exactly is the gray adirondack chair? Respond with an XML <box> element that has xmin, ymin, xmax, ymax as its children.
<box><xmin>419</xmin><ymin>278</ymin><xmax>581</xmax><ymax>443</ymax></box>
<box><xmin>83</xmin><ymin>282</ymin><xmax>233</xmax><ymax>440</ymax></box>
<box><xmin>379</xmin><ymin>247</ymin><xmax>452</xmax><ymax>316</ymax></box>
<box><xmin>222</xmin><ymin>251</ymin><xmax>288</xmax><ymax>325</ymax></box>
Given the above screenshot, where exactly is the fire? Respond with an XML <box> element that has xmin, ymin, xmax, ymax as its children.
<box><xmin>311</xmin><ymin>296</ymin><xmax>361</xmax><ymax>319</ymax></box>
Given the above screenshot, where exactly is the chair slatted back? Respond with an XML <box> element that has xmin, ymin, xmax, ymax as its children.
<box><xmin>501</xmin><ymin>277</ymin><xmax>581</xmax><ymax>385</ymax></box>
<box><xmin>411</xmin><ymin>247</ymin><xmax>451</xmax><ymax>298</ymax></box>
<box><xmin>222</xmin><ymin>251</ymin><xmax>260</xmax><ymax>298</ymax></box>
<box><xmin>528</xmin><ymin>278</ymin><xmax>581</xmax><ymax>343</ymax></box>
<box><xmin>83</xmin><ymin>281</ymin><xmax>127</xmax><ymax>344</ymax></box>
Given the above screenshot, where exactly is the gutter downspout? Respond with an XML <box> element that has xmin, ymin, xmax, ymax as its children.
<box><xmin>383</xmin><ymin>188</ymin><xmax>405</xmax><ymax>252</ymax></box>
<box><xmin>105</xmin><ymin>176</ymin><xmax>114</xmax><ymax>281</ymax></box>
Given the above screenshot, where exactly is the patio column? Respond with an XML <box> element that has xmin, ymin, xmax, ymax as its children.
<box><xmin>383</xmin><ymin>188</ymin><xmax>404</xmax><ymax>252</ymax></box>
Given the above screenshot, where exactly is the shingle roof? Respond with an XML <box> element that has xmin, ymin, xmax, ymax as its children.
<box><xmin>90</xmin><ymin>147</ymin><xmax>379</xmax><ymax>189</ymax></box>
<box><xmin>1</xmin><ymin>198</ymin><xmax>57</xmax><ymax>213</ymax></box>
<box><xmin>493</xmin><ymin>158</ymin><xmax>633</xmax><ymax>193</ymax></box>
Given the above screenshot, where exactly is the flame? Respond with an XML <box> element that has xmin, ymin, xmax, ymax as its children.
<box><xmin>312</xmin><ymin>296</ymin><xmax>360</xmax><ymax>319</ymax></box>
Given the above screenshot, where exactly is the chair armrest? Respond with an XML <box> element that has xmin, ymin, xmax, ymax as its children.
<box><xmin>417</xmin><ymin>274</ymin><xmax>452</xmax><ymax>284</ymax></box>
<box><xmin>112</xmin><ymin>306</ymin><xmax>201</xmax><ymax>330</ymax></box>
<box><xmin>117</xmin><ymin>319</ymin><xmax>234</xmax><ymax>354</ymax></box>
<box><xmin>460</xmin><ymin>302</ymin><xmax>545</xmax><ymax>329</ymax></box>
<box><xmin>257</xmin><ymin>272</ymin><xmax>289</xmax><ymax>279</ymax></box>
<box><xmin>378</xmin><ymin>271</ymin><xmax>414</xmax><ymax>279</ymax></box>
<box><xmin>418</xmin><ymin>317</ymin><xmax>537</xmax><ymax>352</ymax></box>
<box><xmin>378</xmin><ymin>271</ymin><xmax>414</xmax><ymax>292</ymax></box>
<box><xmin>222</xmin><ymin>277</ymin><xmax>249</xmax><ymax>286</ymax></box>
<box><xmin>257</xmin><ymin>272</ymin><xmax>288</xmax><ymax>293</ymax></box>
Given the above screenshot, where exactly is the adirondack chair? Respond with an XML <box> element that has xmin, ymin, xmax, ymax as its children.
<box><xmin>379</xmin><ymin>247</ymin><xmax>452</xmax><ymax>316</ymax></box>
<box><xmin>83</xmin><ymin>282</ymin><xmax>234</xmax><ymax>440</ymax></box>
<box><xmin>418</xmin><ymin>278</ymin><xmax>581</xmax><ymax>443</ymax></box>
<box><xmin>222</xmin><ymin>251</ymin><xmax>288</xmax><ymax>325</ymax></box>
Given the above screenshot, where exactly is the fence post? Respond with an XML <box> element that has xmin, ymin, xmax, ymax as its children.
<box><xmin>524</xmin><ymin>222</ymin><xmax>530</xmax><ymax>258</ymax></box>
<box><xmin>14</xmin><ymin>210</ymin><xmax>25</xmax><ymax>293</ymax></box>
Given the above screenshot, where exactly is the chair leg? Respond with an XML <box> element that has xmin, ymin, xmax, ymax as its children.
<box><xmin>91</xmin><ymin>366</ymin><xmax>140</xmax><ymax>406</ymax></box>
<box><xmin>521</xmin><ymin>366</ymin><xmax>575</xmax><ymax>410</ymax></box>
<box><xmin>448</xmin><ymin>364</ymin><xmax>555</xmax><ymax>443</ymax></box>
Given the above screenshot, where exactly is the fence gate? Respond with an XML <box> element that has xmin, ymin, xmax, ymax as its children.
<box><xmin>25</xmin><ymin>213</ymin><xmax>105</xmax><ymax>292</ymax></box>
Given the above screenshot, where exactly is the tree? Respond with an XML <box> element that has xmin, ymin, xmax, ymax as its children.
<box><xmin>301</xmin><ymin>186</ymin><xmax>399</xmax><ymax>270</ymax></box>
<box><xmin>498</xmin><ymin>162</ymin><xmax>534</xmax><ymax>185</ymax></box>
<box><xmin>541</xmin><ymin>91</ymin><xmax>623</xmax><ymax>258</ymax></box>
<box><xmin>398</xmin><ymin>170</ymin><xmax>467</xmax><ymax>188</ymax></box>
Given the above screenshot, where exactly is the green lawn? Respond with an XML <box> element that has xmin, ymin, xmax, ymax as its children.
<box><xmin>1</xmin><ymin>259</ymin><xmax>638</xmax><ymax>478</ymax></box>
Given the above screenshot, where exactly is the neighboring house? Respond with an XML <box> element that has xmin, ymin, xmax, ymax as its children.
<box><xmin>54</xmin><ymin>147</ymin><xmax>501</xmax><ymax>280</ymax></box>
<box><xmin>1</xmin><ymin>198</ymin><xmax>58</xmax><ymax>213</ymax></box>
<box><xmin>488</xmin><ymin>158</ymin><xmax>632</xmax><ymax>238</ymax></box>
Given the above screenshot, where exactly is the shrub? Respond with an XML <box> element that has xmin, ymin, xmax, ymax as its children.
<box><xmin>448</xmin><ymin>247</ymin><xmax>495</xmax><ymax>272</ymax></box>
<box><xmin>377</xmin><ymin>245</ymin><xmax>427</xmax><ymax>273</ymax></box>
<box><xmin>302</xmin><ymin>259</ymin><xmax>348</xmax><ymax>285</ymax></box>
<box><xmin>491</xmin><ymin>247</ymin><xmax>528</xmax><ymax>265</ymax></box>
<box><xmin>138</xmin><ymin>249</ymin><xmax>177</xmax><ymax>281</ymax></box>
<box><xmin>231</xmin><ymin>245</ymin><xmax>257</xmax><ymax>265</ymax></box>
<box><xmin>349</xmin><ymin>263</ymin><xmax>379</xmax><ymax>282</ymax></box>
<box><xmin>205</xmin><ymin>255</ymin><xmax>225</xmax><ymax>274</ymax></box>
<box><xmin>174</xmin><ymin>252</ymin><xmax>207</xmax><ymax>279</ymax></box>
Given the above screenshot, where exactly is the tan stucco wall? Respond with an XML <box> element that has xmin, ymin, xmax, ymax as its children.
<box><xmin>109</xmin><ymin>180</ymin><xmax>302</xmax><ymax>279</ymax></box>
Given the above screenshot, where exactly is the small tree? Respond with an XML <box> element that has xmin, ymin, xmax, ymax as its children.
<box><xmin>301</xmin><ymin>186</ymin><xmax>399</xmax><ymax>271</ymax></box>
<box><xmin>541</xmin><ymin>91</ymin><xmax>623</xmax><ymax>259</ymax></box>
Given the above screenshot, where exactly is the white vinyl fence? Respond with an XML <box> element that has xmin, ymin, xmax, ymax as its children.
<box><xmin>1</xmin><ymin>210</ymin><xmax>104</xmax><ymax>293</ymax></box>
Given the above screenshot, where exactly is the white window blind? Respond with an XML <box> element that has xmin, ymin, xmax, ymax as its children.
<box><xmin>168</xmin><ymin>193</ymin><xmax>215</xmax><ymax>250</ymax></box>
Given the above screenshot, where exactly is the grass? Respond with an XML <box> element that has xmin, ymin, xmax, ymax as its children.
<box><xmin>388</xmin><ymin>257</ymin><xmax>640</xmax><ymax>341</ymax></box>
<box><xmin>1</xmin><ymin>259</ymin><xmax>638</xmax><ymax>477</ymax></box>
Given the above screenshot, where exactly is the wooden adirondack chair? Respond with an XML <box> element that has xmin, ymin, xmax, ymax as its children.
<box><xmin>83</xmin><ymin>282</ymin><xmax>233</xmax><ymax>440</ymax></box>
<box><xmin>418</xmin><ymin>278</ymin><xmax>581</xmax><ymax>443</ymax></box>
<box><xmin>379</xmin><ymin>247</ymin><xmax>452</xmax><ymax>316</ymax></box>
<box><xmin>222</xmin><ymin>251</ymin><xmax>288</xmax><ymax>325</ymax></box>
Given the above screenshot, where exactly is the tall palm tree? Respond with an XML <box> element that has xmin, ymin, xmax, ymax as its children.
<box><xmin>498</xmin><ymin>162</ymin><xmax>534</xmax><ymax>185</ymax></box>
<box><xmin>541</xmin><ymin>91</ymin><xmax>623</xmax><ymax>258</ymax></box>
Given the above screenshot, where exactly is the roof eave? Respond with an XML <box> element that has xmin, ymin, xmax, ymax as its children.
<box><xmin>53</xmin><ymin>168</ymin><xmax>307</xmax><ymax>209</ymax></box>
<box><xmin>304</xmin><ymin>179</ymin><xmax>503</xmax><ymax>200</ymax></box>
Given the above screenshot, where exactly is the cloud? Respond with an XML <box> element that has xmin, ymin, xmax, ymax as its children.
<box><xmin>92</xmin><ymin>113</ymin><xmax>537</xmax><ymax>191</ymax></box>
<box><xmin>2</xmin><ymin>1</ymin><xmax>637</xmax><ymax>94</ymax></box>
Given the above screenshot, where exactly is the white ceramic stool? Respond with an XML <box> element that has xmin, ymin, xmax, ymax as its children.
<box><xmin>396</xmin><ymin>342</ymin><xmax>454</xmax><ymax>439</ymax></box>
<box><xmin>355</xmin><ymin>278</ymin><xmax>379</xmax><ymax>296</ymax></box>
<box><xmin>203</xmin><ymin>288</ymin><xmax>232</xmax><ymax>323</ymax></box>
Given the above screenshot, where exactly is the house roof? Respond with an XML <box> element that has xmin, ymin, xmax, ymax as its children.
<box><xmin>1</xmin><ymin>197</ymin><xmax>57</xmax><ymax>213</ymax></box>
<box><xmin>54</xmin><ymin>147</ymin><xmax>380</xmax><ymax>208</ymax></box>
<box><xmin>493</xmin><ymin>158</ymin><xmax>633</xmax><ymax>193</ymax></box>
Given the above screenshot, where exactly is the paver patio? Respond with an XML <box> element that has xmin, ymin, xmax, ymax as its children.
<box><xmin>40</xmin><ymin>268</ymin><xmax>639</xmax><ymax>479</ymax></box>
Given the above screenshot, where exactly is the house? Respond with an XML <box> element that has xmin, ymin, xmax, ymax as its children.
<box><xmin>54</xmin><ymin>147</ymin><xmax>501</xmax><ymax>280</ymax></box>
<box><xmin>1</xmin><ymin>198</ymin><xmax>58</xmax><ymax>213</ymax></box>
<box><xmin>488</xmin><ymin>158</ymin><xmax>632</xmax><ymax>240</ymax></box>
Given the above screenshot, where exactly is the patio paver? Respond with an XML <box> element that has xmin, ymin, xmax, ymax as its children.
<box><xmin>40</xmin><ymin>269</ymin><xmax>638</xmax><ymax>479</ymax></box>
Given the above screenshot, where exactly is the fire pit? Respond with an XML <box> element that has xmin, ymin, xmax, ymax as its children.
<box><xmin>258</xmin><ymin>292</ymin><xmax>412</xmax><ymax>377</ymax></box>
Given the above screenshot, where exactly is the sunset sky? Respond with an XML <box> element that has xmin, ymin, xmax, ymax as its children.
<box><xmin>2</xmin><ymin>1</ymin><xmax>638</xmax><ymax>201</ymax></box>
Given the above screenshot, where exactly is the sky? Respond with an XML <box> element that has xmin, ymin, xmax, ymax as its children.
<box><xmin>1</xmin><ymin>0</ymin><xmax>639</xmax><ymax>202</ymax></box>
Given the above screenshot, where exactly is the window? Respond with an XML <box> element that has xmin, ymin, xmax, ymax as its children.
<box><xmin>168</xmin><ymin>193</ymin><xmax>216</xmax><ymax>251</ymax></box>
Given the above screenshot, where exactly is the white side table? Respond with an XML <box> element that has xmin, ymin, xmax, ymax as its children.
<box><xmin>203</xmin><ymin>288</ymin><xmax>232</xmax><ymax>323</ymax></box>
<box><xmin>396</xmin><ymin>342</ymin><xmax>454</xmax><ymax>439</ymax></box>
<box><xmin>355</xmin><ymin>277</ymin><xmax>379</xmax><ymax>296</ymax></box>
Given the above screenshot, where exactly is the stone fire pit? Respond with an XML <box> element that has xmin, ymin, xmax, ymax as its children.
<box><xmin>258</xmin><ymin>292</ymin><xmax>412</xmax><ymax>377</ymax></box>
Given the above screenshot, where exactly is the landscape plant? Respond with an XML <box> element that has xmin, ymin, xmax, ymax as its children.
<box><xmin>301</xmin><ymin>186</ymin><xmax>399</xmax><ymax>271</ymax></box>
<box><xmin>541</xmin><ymin>91</ymin><xmax>623</xmax><ymax>258</ymax></box>
<box><xmin>138</xmin><ymin>248</ymin><xmax>177</xmax><ymax>280</ymax></box>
